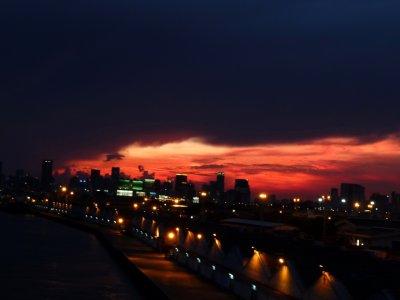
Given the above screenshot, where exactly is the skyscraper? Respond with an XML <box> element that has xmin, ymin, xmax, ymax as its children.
<box><xmin>41</xmin><ymin>160</ymin><xmax>54</xmax><ymax>190</ymax></box>
<box><xmin>216</xmin><ymin>172</ymin><xmax>225</xmax><ymax>198</ymax></box>
<box><xmin>90</xmin><ymin>169</ymin><xmax>102</xmax><ymax>192</ymax></box>
<box><xmin>111</xmin><ymin>167</ymin><xmax>121</xmax><ymax>194</ymax></box>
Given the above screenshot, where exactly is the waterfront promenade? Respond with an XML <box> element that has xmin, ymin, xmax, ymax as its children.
<box><xmin>104</xmin><ymin>229</ymin><xmax>234</xmax><ymax>300</ymax></box>
<box><xmin>35</xmin><ymin>211</ymin><xmax>235</xmax><ymax>300</ymax></box>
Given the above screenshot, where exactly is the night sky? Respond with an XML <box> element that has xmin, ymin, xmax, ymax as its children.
<box><xmin>1</xmin><ymin>0</ymin><xmax>400</xmax><ymax>197</ymax></box>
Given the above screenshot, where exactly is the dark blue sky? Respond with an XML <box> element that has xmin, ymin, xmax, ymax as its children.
<box><xmin>1</xmin><ymin>0</ymin><xmax>399</xmax><ymax>173</ymax></box>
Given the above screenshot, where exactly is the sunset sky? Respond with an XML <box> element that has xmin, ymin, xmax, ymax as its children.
<box><xmin>1</xmin><ymin>0</ymin><xmax>400</xmax><ymax>198</ymax></box>
<box><xmin>67</xmin><ymin>135</ymin><xmax>400</xmax><ymax>198</ymax></box>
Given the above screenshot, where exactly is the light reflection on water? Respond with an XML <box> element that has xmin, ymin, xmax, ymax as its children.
<box><xmin>0</xmin><ymin>212</ymin><xmax>141</xmax><ymax>299</ymax></box>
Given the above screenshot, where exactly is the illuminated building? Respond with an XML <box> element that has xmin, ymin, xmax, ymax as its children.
<box><xmin>41</xmin><ymin>160</ymin><xmax>53</xmax><ymax>190</ymax></box>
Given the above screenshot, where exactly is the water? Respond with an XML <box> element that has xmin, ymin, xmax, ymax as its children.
<box><xmin>0</xmin><ymin>212</ymin><xmax>142</xmax><ymax>299</ymax></box>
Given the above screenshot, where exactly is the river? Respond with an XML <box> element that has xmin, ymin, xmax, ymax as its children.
<box><xmin>0</xmin><ymin>212</ymin><xmax>142</xmax><ymax>299</ymax></box>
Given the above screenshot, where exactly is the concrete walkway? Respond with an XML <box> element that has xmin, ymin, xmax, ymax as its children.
<box><xmin>104</xmin><ymin>229</ymin><xmax>235</xmax><ymax>300</ymax></box>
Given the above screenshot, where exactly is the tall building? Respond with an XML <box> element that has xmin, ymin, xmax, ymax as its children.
<box><xmin>110</xmin><ymin>167</ymin><xmax>120</xmax><ymax>194</ymax></box>
<box><xmin>175</xmin><ymin>174</ymin><xmax>188</xmax><ymax>196</ymax></box>
<box><xmin>234</xmin><ymin>179</ymin><xmax>251</xmax><ymax>203</ymax></box>
<box><xmin>41</xmin><ymin>160</ymin><xmax>54</xmax><ymax>190</ymax></box>
<box><xmin>340</xmin><ymin>183</ymin><xmax>365</xmax><ymax>205</ymax></box>
<box><xmin>161</xmin><ymin>180</ymin><xmax>173</xmax><ymax>196</ymax></box>
<box><xmin>111</xmin><ymin>167</ymin><xmax>120</xmax><ymax>181</ymax></box>
<box><xmin>90</xmin><ymin>169</ymin><xmax>102</xmax><ymax>192</ymax></box>
<box><xmin>216</xmin><ymin>172</ymin><xmax>225</xmax><ymax>198</ymax></box>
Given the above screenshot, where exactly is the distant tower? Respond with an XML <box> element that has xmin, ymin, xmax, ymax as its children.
<box><xmin>111</xmin><ymin>167</ymin><xmax>121</xmax><ymax>194</ymax></box>
<box><xmin>90</xmin><ymin>169</ymin><xmax>102</xmax><ymax>192</ymax></box>
<box><xmin>41</xmin><ymin>160</ymin><xmax>54</xmax><ymax>190</ymax></box>
<box><xmin>175</xmin><ymin>174</ymin><xmax>188</xmax><ymax>196</ymax></box>
<box><xmin>216</xmin><ymin>172</ymin><xmax>225</xmax><ymax>199</ymax></box>
<box><xmin>111</xmin><ymin>167</ymin><xmax>120</xmax><ymax>182</ymax></box>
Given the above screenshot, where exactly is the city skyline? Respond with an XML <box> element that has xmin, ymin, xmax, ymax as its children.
<box><xmin>2</xmin><ymin>134</ymin><xmax>397</xmax><ymax>199</ymax></box>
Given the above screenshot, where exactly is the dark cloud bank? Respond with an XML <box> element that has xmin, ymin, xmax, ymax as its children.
<box><xmin>1</xmin><ymin>0</ymin><xmax>400</xmax><ymax>173</ymax></box>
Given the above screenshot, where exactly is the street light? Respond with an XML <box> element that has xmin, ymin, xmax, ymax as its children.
<box><xmin>259</xmin><ymin>193</ymin><xmax>268</xmax><ymax>200</ymax></box>
<box><xmin>167</xmin><ymin>232</ymin><xmax>175</xmax><ymax>240</ymax></box>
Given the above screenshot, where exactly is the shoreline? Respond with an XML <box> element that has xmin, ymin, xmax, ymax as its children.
<box><xmin>12</xmin><ymin>209</ymin><xmax>169</xmax><ymax>300</ymax></box>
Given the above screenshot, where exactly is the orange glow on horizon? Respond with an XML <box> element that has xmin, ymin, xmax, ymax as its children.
<box><xmin>66</xmin><ymin>135</ymin><xmax>400</xmax><ymax>198</ymax></box>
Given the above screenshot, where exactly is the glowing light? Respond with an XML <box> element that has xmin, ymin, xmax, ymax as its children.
<box><xmin>61</xmin><ymin>186</ymin><xmax>67</xmax><ymax>192</ymax></box>
<box><xmin>278</xmin><ymin>257</ymin><xmax>285</xmax><ymax>264</ymax></box>
<box><xmin>197</xmin><ymin>233</ymin><xmax>203</xmax><ymax>240</ymax></box>
<box><xmin>200</xmin><ymin>191</ymin><xmax>207</xmax><ymax>197</ymax></box>
<box><xmin>70</xmin><ymin>191</ymin><xmax>74</xmax><ymax>196</ymax></box>
<box><xmin>133</xmin><ymin>203</ymin><xmax>139</xmax><ymax>209</ymax></box>
<box><xmin>354</xmin><ymin>202</ymin><xmax>360</xmax><ymax>209</ymax></box>
<box><xmin>152</xmin><ymin>206</ymin><xmax>157</xmax><ymax>211</ymax></box>
<box><xmin>167</xmin><ymin>232</ymin><xmax>175</xmax><ymax>240</ymax></box>
<box><xmin>341</xmin><ymin>198</ymin><xmax>346</xmax><ymax>203</ymax></box>
<box><xmin>259</xmin><ymin>193</ymin><xmax>268</xmax><ymax>200</ymax></box>
<box><xmin>175</xmin><ymin>227</ymin><xmax>180</xmax><ymax>231</ymax></box>
<box><xmin>117</xmin><ymin>217</ymin><xmax>124</xmax><ymax>224</ymax></box>
<box><xmin>228</xmin><ymin>273</ymin><xmax>234</xmax><ymax>280</ymax></box>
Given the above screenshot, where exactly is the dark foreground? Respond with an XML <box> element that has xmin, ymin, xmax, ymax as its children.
<box><xmin>0</xmin><ymin>212</ymin><xmax>142</xmax><ymax>300</ymax></box>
